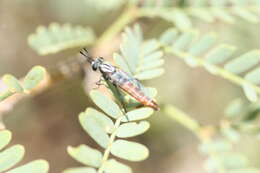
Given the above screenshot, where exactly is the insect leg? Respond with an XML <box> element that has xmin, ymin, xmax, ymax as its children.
<box><xmin>106</xmin><ymin>80</ymin><xmax>130</xmax><ymax>121</ymax></box>
<box><xmin>94</xmin><ymin>77</ymin><xmax>105</xmax><ymax>89</ymax></box>
<box><xmin>111</xmin><ymin>83</ymin><xmax>130</xmax><ymax>121</ymax></box>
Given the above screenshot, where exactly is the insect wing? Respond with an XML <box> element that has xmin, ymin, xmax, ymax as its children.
<box><xmin>116</xmin><ymin>69</ymin><xmax>145</xmax><ymax>90</ymax></box>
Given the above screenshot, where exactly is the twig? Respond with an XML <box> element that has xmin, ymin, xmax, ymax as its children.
<box><xmin>0</xmin><ymin>57</ymin><xmax>85</xmax><ymax>124</ymax></box>
<box><xmin>97</xmin><ymin>115</ymin><xmax>124</xmax><ymax>173</ymax></box>
<box><xmin>95</xmin><ymin>4</ymin><xmax>139</xmax><ymax>47</ymax></box>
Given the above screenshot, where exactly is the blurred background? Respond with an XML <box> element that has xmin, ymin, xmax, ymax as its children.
<box><xmin>1</xmin><ymin>0</ymin><xmax>260</xmax><ymax>173</ymax></box>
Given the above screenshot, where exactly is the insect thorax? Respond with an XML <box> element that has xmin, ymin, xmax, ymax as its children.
<box><xmin>99</xmin><ymin>63</ymin><xmax>116</xmax><ymax>74</ymax></box>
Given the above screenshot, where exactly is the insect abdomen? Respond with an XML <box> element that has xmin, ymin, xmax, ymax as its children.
<box><xmin>119</xmin><ymin>82</ymin><xmax>159</xmax><ymax>110</ymax></box>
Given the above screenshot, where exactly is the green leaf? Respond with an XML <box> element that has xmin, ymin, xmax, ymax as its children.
<box><xmin>85</xmin><ymin>0</ymin><xmax>125</xmax><ymax>12</ymax></box>
<box><xmin>242</xmin><ymin>83</ymin><xmax>258</xmax><ymax>102</ymax></box>
<box><xmin>103</xmin><ymin>159</ymin><xmax>132</xmax><ymax>173</ymax></box>
<box><xmin>164</xmin><ymin>9</ymin><xmax>192</xmax><ymax>30</ymax></box>
<box><xmin>199</xmin><ymin>140</ymin><xmax>232</xmax><ymax>154</ymax></box>
<box><xmin>172</xmin><ymin>30</ymin><xmax>198</xmax><ymax>50</ymax></box>
<box><xmin>134</xmin><ymin>68</ymin><xmax>164</xmax><ymax>80</ymax></box>
<box><xmin>184</xmin><ymin>56</ymin><xmax>198</xmax><ymax>67</ymax></box>
<box><xmin>23</xmin><ymin>66</ymin><xmax>46</xmax><ymax>90</ymax></box>
<box><xmin>141</xmin><ymin>39</ymin><xmax>160</xmax><ymax>56</ymax></box>
<box><xmin>89</xmin><ymin>90</ymin><xmax>123</xmax><ymax>119</ymax></box>
<box><xmin>67</xmin><ymin>145</ymin><xmax>102</xmax><ymax>167</ymax></box>
<box><xmin>225</xmin><ymin>98</ymin><xmax>244</xmax><ymax>118</ymax></box>
<box><xmin>63</xmin><ymin>167</ymin><xmax>97</xmax><ymax>173</ymax></box>
<box><xmin>2</xmin><ymin>75</ymin><xmax>23</xmax><ymax>93</ymax></box>
<box><xmin>224</xmin><ymin>50</ymin><xmax>260</xmax><ymax>74</ymax></box>
<box><xmin>143</xmin><ymin>87</ymin><xmax>157</xmax><ymax>98</ymax></box>
<box><xmin>141</xmin><ymin>51</ymin><xmax>163</xmax><ymax>64</ymax></box>
<box><xmin>221</xmin><ymin>127</ymin><xmax>240</xmax><ymax>142</ymax></box>
<box><xmin>116</xmin><ymin>121</ymin><xmax>150</xmax><ymax>138</ymax></box>
<box><xmin>165</xmin><ymin>30</ymin><xmax>260</xmax><ymax>103</ymax></box>
<box><xmin>188</xmin><ymin>8</ymin><xmax>214</xmax><ymax>23</ymax></box>
<box><xmin>28</xmin><ymin>23</ymin><xmax>95</xmax><ymax>55</ymax></box>
<box><xmin>79</xmin><ymin>111</ymin><xmax>110</xmax><ymax>148</ymax></box>
<box><xmin>0</xmin><ymin>91</ymin><xmax>13</xmax><ymax>101</ymax></box>
<box><xmin>188</xmin><ymin>33</ymin><xmax>216</xmax><ymax>56</ymax></box>
<box><xmin>117</xmin><ymin>24</ymin><xmax>164</xmax><ymax>81</ymax></box>
<box><xmin>232</xmin><ymin>7</ymin><xmax>259</xmax><ymax>23</ymax></box>
<box><xmin>113</xmin><ymin>53</ymin><xmax>131</xmax><ymax>74</ymax></box>
<box><xmin>245</xmin><ymin>67</ymin><xmax>260</xmax><ymax>85</ymax></box>
<box><xmin>204</xmin><ymin>158</ymin><xmax>221</xmax><ymax>172</ymax></box>
<box><xmin>159</xmin><ymin>28</ymin><xmax>178</xmax><ymax>46</ymax></box>
<box><xmin>6</xmin><ymin>160</ymin><xmax>49</xmax><ymax>173</ymax></box>
<box><xmin>122</xmin><ymin>107</ymin><xmax>154</xmax><ymax>122</ymax></box>
<box><xmin>0</xmin><ymin>130</ymin><xmax>12</xmax><ymax>150</ymax></box>
<box><xmin>0</xmin><ymin>145</ymin><xmax>25</xmax><ymax>172</ymax></box>
<box><xmin>120</xmin><ymin>25</ymin><xmax>142</xmax><ymax>74</ymax></box>
<box><xmin>111</xmin><ymin>140</ymin><xmax>149</xmax><ymax>161</ymax></box>
<box><xmin>205</xmin><ymin>153</ymin><xmax>250</xmax><ymax>172</ymax></box>
<box><xmin>218</xmin><ymin>152</ymin><xmax>249</xmax><ymax>169</ymax></box>
<box><xmin>80</xmin><ymin>108</ymin><xmax>114</xmax><ymax>133</ymax></box>
<box><xmin>211</xmin><ymin>8</ymin><xmax>235</xmax><ymax>23</ymax></box>
<box><xmin>138</xmin><ymin>59</ymin><xmax>164</xmax><ymax>71</ymax></box>
<box><xmin>205</xmin><ymin>44</ymin><xmax>236</xmax><ymax>64</ymax></box>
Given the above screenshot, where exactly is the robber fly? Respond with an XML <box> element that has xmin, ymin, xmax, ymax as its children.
<box><xmin>79</xmin><ymin>48</ymin><xmax>159</xmax><ymax>111</ymax></box>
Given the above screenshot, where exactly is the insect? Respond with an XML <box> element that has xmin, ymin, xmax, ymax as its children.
<box><xmin>79</xmin><ymin>48</ymin><xmax>159</xmax><ymax>111</ymax></box>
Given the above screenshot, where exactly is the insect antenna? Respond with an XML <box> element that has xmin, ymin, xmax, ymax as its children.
<box><xmin>80</xmin><ymin>48</ymin><xmax>94</xmax><ymax>64</ymax></box>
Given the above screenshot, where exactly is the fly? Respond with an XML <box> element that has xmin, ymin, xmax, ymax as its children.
<box><xmin>79</xmin><ymin>48</ymin><xmax>159</xmax><ymax>111</ymax></box>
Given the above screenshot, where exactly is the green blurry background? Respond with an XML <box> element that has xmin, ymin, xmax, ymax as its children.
<box><xmin>1</xmin><ymin>0</ymin><xmax>259</xmax><ymax>173</ymax></box>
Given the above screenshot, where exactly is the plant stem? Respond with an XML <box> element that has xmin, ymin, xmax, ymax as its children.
<box><xmin>165</xmin><ymin>105</ymin><xmax>201</xmax><ymax>135</ymax></box>
<box><xmin>97</xmin><ymin>81</ymin><xmax>128</xmax><ymax>173</ymax></box>
<box><xmin>97</xmin><ymin>115</ymin><xmax>124</xmax><ymax>173</ymax></box>
<box><xmin>164</xmin><ymin>46</ymin><xmax>260</xmax><ymax>97</ymax></box>
<box><xmin>95</xmin><ymin>4</ymin><xmax>139</xmax><ymax>46</ymax></box>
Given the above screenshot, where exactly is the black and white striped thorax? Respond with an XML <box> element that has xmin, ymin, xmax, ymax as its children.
<box><xmin>90</xmin><ymin>57</ymin><xmax>116</xmax><ymax>81</ymax></box>
<box><xmin>91</xmin><ymin>58</ymin><xmax>116</xmax><ymax>73</ymax></box>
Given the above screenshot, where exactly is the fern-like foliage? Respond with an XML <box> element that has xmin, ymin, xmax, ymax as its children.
<box><xmin>114</xmin><ymin>24</ymin><xmax>164</xmax><ymax>80</ymax></box>
<box><xmin>0</xmin><ymin>130</ymin><xmax>49</xmax><ymax>173</ymax></box>
<box><xmin>84</xmin><ymin>0</ymin><xmax>126</xmax><ymax>12</ymax></box>
<box><xmin>199</xmin><ymin>137</ymin><xmax>260</xmax><ymax>173</ymax></box>
<box><xmin>165</xmin><ymin>103</ymin><xmax>260</xmax><ymax>173</ymax></box>
<box><xmin>0</xmin><ymin>66</ymin><xmax>47</xmax><ymax>102</ymax></box>
<box><xmin>139</xmin><ymin>1</ymin><xmax>260</xmax><ymax>30</ymax></box>
<box><xmin>63</xmin><ymin>25</ymin><xmax>163</xmax><ymax>173</ymax></box>
<box><xmin>28</xmin><ymin>23</ymin><xmax>95</xmax><ymax>55</ymax></box>
<box><xmin>199</xmin><ymin>98</ymin><xmax>260</xmax><ymax>173</ymax></box>
<box><xmin>225</xmin><ymin>98</ymin><xmax>260</xmax><ymax>138</ymax></box>
<box><xmin>160</xmin><ymin>28</ymin><xmax>260</xmax><ymax>102</ymax></box>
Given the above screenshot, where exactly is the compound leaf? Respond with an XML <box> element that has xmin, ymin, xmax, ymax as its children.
<box><xmin>116</xmin><ymin>121</ymin><xmax>150</xmax><ymax>138</ymax></box>
<box><xmin>103</xmin><ymin>159</ymin><xmax>132</xmax><ymax>173</ymax></box>
<box><xmin>0</xmin><ymin>130</ymin><xmax>12</xmax><ymax>150</ymax></box>
<box><xmin>79</xmin><ymin>111</ymin><xmax>110</xmax><ymax>148</ymax></box>
<box><xmin>89</xmin><ymin>90</ymin><xmax>123</xmax><ymax>119</ymax></box>
<box><xmin>122</xmin><ymin>107</ymin><xmax>154</xmax><ymax>122</ymax></box>
<box><xmin>2</xmin><ymin>75</ymin><xmax>23</xmax><ymax>93</ymax></box>
<box><xmin>28</xmin><ymin>23</ymin><xmax>95</xmax><ymax>55</ymax></box>
<box><xmin>111</xmin><ymin>140</ymin><xmax>149</xmax><ymax>161</ymax></box>
<box><xmin>67</xmin><ymin>145</ymin><xmax>102</xmax><ymax>167</ymax></box>
<box><xmin>63</xmin><ymin>167</ymin><xmax>97</xmax><ymax>173</ymax></box>
<box><xmin>0</xmin><ymin>145</ymin><xmax>25</xmax><ymax>172</ymax></box>
<box><xmin>164</xmin><ymin>30</ymin><xmax>260</xmax><ymax>102</ymax></box>
<box><xmin>23</xmin><ymin>66</ymin><xmax>46</xmax><ymax>91</ymax></box>
<box><xmin>6</xmin><ymin>160</ymin><xmax>49</xmax><ymax>173</ymax></box>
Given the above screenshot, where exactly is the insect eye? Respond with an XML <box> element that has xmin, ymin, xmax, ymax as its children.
<box><xmin>91</xmin><ymin>62</ymin><xmax>99</xmax><ymax>71</ymax></box>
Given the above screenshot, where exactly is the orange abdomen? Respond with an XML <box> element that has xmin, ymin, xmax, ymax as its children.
<box><xmin>119</xmin><ymin>82</ymin><xmax>159</xmax><ymax>111</ymax></box>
